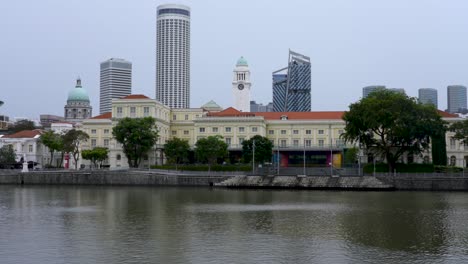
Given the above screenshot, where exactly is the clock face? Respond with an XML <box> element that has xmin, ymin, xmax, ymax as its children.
<box><xmin>238</xmin><ymin>83</ymin><xmax>244</xmax><ymax>90</ymax></box>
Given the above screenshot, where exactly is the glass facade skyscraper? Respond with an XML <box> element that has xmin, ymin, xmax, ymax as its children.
<box><xmin>447</xmin><ymin>85</ymin><xmax>467</xmax><ymax>113</ymax></box>
<box><xmin>418</xmin><ymin>88</ymin><xmax>438</xmax><ymax>108</ymax></box>
<box><xmin>156</xmin><ymin>4</ymin><xmax>190</xmax><ymax>109</ymax></box>
<box><xmin>362</xmin><ymin>85</ymin><xmax>386</xmax><ymax>98</ymax></box>
<box><xmin>272</xmin><ymin>50</ymin><xmax>311</xmax><ymax>112</ymax></box>
<box><xmin>100</xmin><ymin>58</ymin><xmax>132</xmax><ymax>114</ymax></box>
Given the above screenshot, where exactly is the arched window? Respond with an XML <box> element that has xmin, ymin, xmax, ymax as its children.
<box><xmin>450</xmin><ymin>156</ymin><xmax>456</xmax><ymax>166</ymax></box>
<box><xmin>116</xmin><ymin>154</ymin><xmax>121</xmax><ymax>161</ymax></box>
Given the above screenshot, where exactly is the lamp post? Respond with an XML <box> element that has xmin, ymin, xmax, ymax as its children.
<box><xmin>303</xmin><ymin>138</ymin><xmax>306</xmax><ymax>176</ymax></box>
<box><xmin>252</xmin><ymin>139</ymin><xmax>255</xmax><ymax>174</ymax></box>
<box><xmin>277</xmin><ymin>145</ymin><xmax>280</xmax><ymax>176</ymax></box>
<box><xmin>329</xmin><ymin>124</ymin><xmax>333</xmax><ymax>177</ymax></box>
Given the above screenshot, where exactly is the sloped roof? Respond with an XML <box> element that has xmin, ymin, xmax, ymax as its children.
<box><xmin>121</xmin><ymin>94</ymin><xmax>150</xmax><ymax>100</ymax></box>
<box><xmin>256</xmin><ymin>111</ymin><xmax>345</xmax><ymax>120</ymax></box>
<box><xmin>2</xmin><ymin>129</ymin><xmax>43</xmax><ymax>138</ymax></box>
<box><xmin>207</xmin><ymin>107</ymin><xmax>255</xmax><ymax>117</ymax></box>
<box><xmin>438</xmin><ymin>110</ymin><xmax>459</xmax><ymax>118</ymax></box>
<box><xmin>90</xmin><ymin>112</ymin><xmax>112</xmax><ymax>119</ymax></box>
<box><xmin>201</xmin><ymin>100</ymin><xmax>221</xmax><ymax>109</ymax></box>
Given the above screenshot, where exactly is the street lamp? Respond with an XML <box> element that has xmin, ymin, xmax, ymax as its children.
<box><xmin>252</xmin><ymin>139</ymin><xmax>255</xmax><ymax>174</ymax></box>
<box><xmin>303</xmin><ymin>138</ymin><xmax>306</xmax><ymax>176</ymax></box>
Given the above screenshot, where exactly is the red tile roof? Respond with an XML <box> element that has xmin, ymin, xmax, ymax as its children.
<box><xmin>3</xmin><ymin>129</ymin><xmax>43</xmax><ymax>138</ymax></box>
<box><xmin>207</xmin><ymin>107</ymin><xmax>255</xmax><ymax>117</ymax></box>
<box><xmin>90</xmin><ymin>112</ymin><xmax>112</xmax><ymax>119</ymax></box>
<box><xmin>121</xmin><ymin>94</ymin><xmax>150</xmax><ymax>99</ymax></box>
<box><xmin>438</xmin><ymin>110</ymin><xmax>459</xmax><ymax>118</ymax></box>
<box><xmin>256</xmin><ymin>111</ymin><xmax>345</xmax><ymax>120</ymax></box>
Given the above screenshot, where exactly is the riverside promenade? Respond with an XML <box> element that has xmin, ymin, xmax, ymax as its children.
<box><xmin>1</xmin><ymin>169</ymin><xmax>468</xmax><ymax>191</ymax></box>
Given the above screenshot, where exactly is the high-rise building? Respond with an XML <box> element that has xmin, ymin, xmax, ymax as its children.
<box><xmin>100</xmin><ymin>58</ymin><xmax>132</xmax><ymax>114</ymax></box>
<box><xmin>272</xmin><ymin>50</ymin><xmax>311</xmax><ymax>112</ymax></box>
<box><xmin>447</xmin><ymin>85</ymin><xmax>467</xmax><ymax>113</ymax></box>
<box><xmin>232</xmin><ymin>57</ymin><xmax>251</xmax><ymax>112</ymax></box>
<box><xmin>156</xmin><ymin>4</ymin><xmax>190</xmax><ymax>108</ymax></box>
<box><xmin>418</xmin><ymin>88</ymin><xmax>438</xmax><ymax>108</ymax></box>
<box><xmin>250</xmin><ymin>101</ymin><xmax>273</xmax><ymax>112</ymax></box>
<box><xmin>362</xmin><ymin>85</ymin><xmax>386</xmax><ymax>98</ymax></box>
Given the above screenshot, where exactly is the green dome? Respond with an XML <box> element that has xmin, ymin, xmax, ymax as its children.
<box><xmin>236</xmin><ymin>56</ymin><xmax>248</xmax><ymax>66</ymax></box>
<box><xmin>67</xmin><ymin>79</ymin><xmax>90</xmax><ymax>102</ymax></box>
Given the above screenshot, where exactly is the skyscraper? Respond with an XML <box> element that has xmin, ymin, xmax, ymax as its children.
<box><xmin>156</xmin><ymin>4</ymin><xmax>190</xmax><ymax>108</ymax></box>
<box><xmin>100</xmin><ymin>58</ymin><xmax>132</xmax><ymax>114</ymax></box>
<box><xmin>447</xmin><ymin>85</ymin><xmax>467</xmax><ymax>113</ymax></box>
<box><xmin>418</xmin><ymin>88</ymin><xmax>438</xmax><ymax>108</ymax></box>
<box><xmin>272</xmin><ymin>50</ymin><xmax>311</xmax><ymax>112</ymax></box>
<box><xmin>362</xmin><ymin>85</ymin><xmax>386</xmax><ymax>98</ymax></box>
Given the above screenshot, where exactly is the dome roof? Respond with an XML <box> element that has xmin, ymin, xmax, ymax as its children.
<box><xmin>236</xmin><ymin>56</ymin><xmax>248</xmax><ymax>67</ymax></box>
<box><xmin>67</xmin><ymin>79</ymin><xmax>90</xmax><ymax>102</ymax></box>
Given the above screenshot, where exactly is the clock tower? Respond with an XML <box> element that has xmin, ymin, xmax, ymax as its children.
<box><xmin>232</xmin><ymin>56</ymin><xmax>251</xmax><ymax>112</ymax></box>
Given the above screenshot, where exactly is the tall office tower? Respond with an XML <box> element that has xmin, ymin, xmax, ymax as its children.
<box><xmin>232</xmin><ymin>57</ymin><xmax>251</xmax><ymax>112</ymax></box>
<box><xmin>250</xmin><ymin>101</ymin><xmax>273</xmax><ymax>112</ymax></box>
<box><xmin>447</xmin><ymin>85</ymin><xmax>467</xmax><ymax>113</ymax></box>
<box><xmin>156</xmin><ymin>4</ymin><xmax>191</xmax><ymax>108</ymax></box>
<box><xmin>272</xmin><ymin>50</ymin><xmax>311</xmax><ymax>112</ymax></box>
<box><xmin>100</xmin><ymin>58</ymin><xmax>132</xmax><ymax>114</ymax></box>
<box><xmin>418</xmin><ymin>88</ymin><xmax>438</xmax><ymax>108</ymax></box>
<box><xmin>362</xmin><ymin>85</ymin><xmax>386</xmax><ymax>98</ymax></box>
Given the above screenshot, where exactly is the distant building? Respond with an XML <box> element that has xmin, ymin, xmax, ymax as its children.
<box><xmin>64</xmin><ymin>78</ymin><xmax>92</xmax><ymax>123</ymax></box>
<box><xmin>447</xmin><ymin>85</ymin><xmax>467</xmax><ymax>113</ymax></box>
<box><xmin>232</xmin><ymin>57</ymin><xmax>251</xmax><ymax>112</ymax></box>
<box><xmin>418</xmin><ymin>88</ymin><xmax>438</xmax><ymax>108</ymax></box>
<box><xmin>250</xmin><ymin>101</ymin><xmax>273</xmax><ymax>112</ymax></box>
<box><xmin>272</xmin><ymin>50</ymin><xmax>311</xmax><ymax>112</ymax></box>
<box><xmin>362</xmin><ymin>85</ymin><xmax>386</xmax><ymax>98</ymax></box>
<box><xmin>156</xmin><ymin>4</ymin><xmax>191</xmax><ymax>108</ymax></box>
<box><xmin>40</xmin><ymin>114</ymin><xmax>65</xmax><ymax>129</ymax></box>
<box><xmin>100</xmin><ymin>58</ymin><xmax>132</xmax><ymax>114</ymax></box>
<box><xmin>0</xmin><ymin>115</ymin><xmax>9</xmax><ymax>131</ymax></box>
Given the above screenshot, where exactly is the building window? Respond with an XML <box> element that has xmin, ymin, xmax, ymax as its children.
<box><xmin>450</xmin><ymin>155</ymin><xmax>456</xmax><ymax>166</ymax></box>
<box><xmin>280</xmin><ymin>140</ymin><xmax>287</xmax><ymax>147</ymax></box>
<box><xmin>338</xmin><ymin>130</ymin><xmax>344</xmax><ymax>135</ymax></box>
<box><xmin>318</xmin><ymin>139</ymin><xmax>324</xmax><ymax>147</ymax></box>
<box><xmin>269</xmin><ymin>130</ymin><xmax>274</xmax><ymax>135</ymax></box>
<box><xmin>199</xmin><ymin>127</ymin><xmax>205</xmax><ymax>133</ymax></box>
<box><xmin>239</xmin><ymin>127</ymin><xmax>245</xmax><ymax>133</ymax></box>
<box><xmin>183</xmin><ymin>130</ymin><xmax>189</xmax><ymax>135</ymax></box>
<box><xmin>293</xmin><ymin>130</ymin><xmax>299</xmax><ymax>135</ymax></box>
<box><xmin>281</xmin><ymin>130</ymin><xmax>286</xmax><ymax>135</ymax></box>
<box><xmin>117</xmin><ymin>107</ymin><xmax>123</xmax><ymax>118</ymax></box>
<box><xmin>172</xmin><ymin>130</ymin><xmax>177</xmax><ymax>135</ymax></box>
<box><xmin>252</xmin><ymin>127</ymin><xmax>258</xmax><ymax>132</ymax></box>
<box><xmin>185</xmin><ymin>114</ymin><xmax>189</xmax><ymax>120</ymax></box>
<box><xmin>104</xmin><ymin>129</ymin><xmax>109</xmax><ymax>134</ymax></box>
<box><xmin>239</xmin><ymin>138</ymin><xmax>245</xmax><ymax>144</ymax></box>
<box><xmin>104</xmin><ymin>139</ymin><xmax>109</xmax><ymax>146</ymax></box>
<box><xmin>305</xmin><ymin>140</ymin><xmax>311</xmax><ymax>147</ymax></box>
<box><xmin>212</xmin><ymin>127</ymin><xmax>218</xmax><ymax>133</ymax></box>
<box><xmin>225</xmin><ymin>127</ymin><xmax>231</xmax><ymax>132</ymax></box>
<box><xmin>336</xmin><ymin>139</ymin><xmax>344</xmax><ymax>147</ymax></box>
<box><xmin>116</xmin><ymin>154</ymin><xmax>121</xmax><ymax>161</ymax></box>
<box><xmin>293</xmin><ymin>140</ymin><xmax>299</xmax><ymax>146</ymax></box>
<box><xmin>450</xmin><ymin>138</ymin><xmax>456</xmax><ymax>149</ymax></box>
<box><xmin>28</xmin><ymin>145</ymin><xmax>33</xmax><ymax>152</ymax></box>
<box><xmin>130</xmin><ymin>107</ymin><xmax>136</xmax><ymax>117</ymax></box>
<box><xmin>144</xmin><ymin>107</ymin><xmax>150</xmax><ymax>117</ymax></box>
<box><xmin>225</xmin><ymin>137</ymin><xmax>231</xmax><ymax>146</ymax></box>
<box><xmin>91</xmin><ymin>139</ymin><xmax>97</xmax><ymax>147</ymax></box>
<box><xmin>306</xmin><ymin>130</ymin><xmax>312</xmax><ymax>135</ymax></box>
<box><xmin>91</xmin><ymin>129</ymin><xmax>97</xmax><ymax>134</ymax></box>
<box><xmin>318</xmin><ymin>130</ymin><xmax>324</xmax><ymax>135</ymax></box>
<box><xmin>173</xmin><ymin>114</ymin><xmax>177</xmax><ymax>120</ymax></box>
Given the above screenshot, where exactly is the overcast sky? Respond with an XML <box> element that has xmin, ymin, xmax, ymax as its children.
<box><xmin>1</xmin><ymin>0</ymin><xmax>468</xmax><ymax>119</ymax></box>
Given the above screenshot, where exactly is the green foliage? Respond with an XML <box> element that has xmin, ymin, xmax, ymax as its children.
<box><xmin>62</xmin><ymin>129</ymin><xmax>89</xmax><ymax>169</ymax></box>
<box><xmin>40</xmin><ymin>130</ymin><xmax>63</xmax><ymax>166</ymax></box>
<box><xmin>151</xmin><ymin>164</ymin><xmax>251</xmax><ymax>172</ymax></box>
<box><xmin>434</xmin><ymin>165</ymin><xmax>463</xmax><ymax>173</ymax></box>
<box><xmin>242</xmin><ymin>135</ymin><xmax>273</xmax><ymax>164</ymax></box>
<box><xmin>449</xmin><ymin>119</ymin><xmax>468</xmax><ymax>145</ymax></box>
<box><xmin>195</xmin><ymin>135</ymin><xmax>228</xmax><ymax>169</ymax></box>
<box><xmin>112</xmin><ymin>117</ymin><xmax>159</xmax><ymax>168</ymax></box>
<box><xmin>431</xmin><ymin>134</ymin><xmax>447</xmax><ymax>166</ymax></box>
<box><xmin>0</xmin><ymin>145</ymin><xmax>16</xmax><ymax>164</ymax></box>
<box><xmin>164</xmin><ymin>137</ymin><xmax>190</xmax><ymax>167</ymax></box>
<box><xmin>344</xmin><ymin>147</ymin><xmax>359</xmax><ymax>165</ymax></box>
<box><xmin>342</xmin><ymin>89</ymin><xmax>446</xmax><ymax>172</ymax></box>
<box><xmin>81</xmin><ymin>147</ymin><xmax>108</xmax><ymax>168</ymax></box>
<box><xmin>8</xmin><ymin>120</ymin><xmax>36</xmax><ymax>134</ymax></box>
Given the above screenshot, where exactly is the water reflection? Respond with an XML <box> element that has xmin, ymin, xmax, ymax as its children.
<box><xmin>1</xmin><ymin>186</ymin><xmax>468</xmax><ymax>263</ymax></box>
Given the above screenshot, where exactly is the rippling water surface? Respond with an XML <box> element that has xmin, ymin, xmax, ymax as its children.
<box><xmin>1</xmin><ymin>186</ymin><xmax>468</xmax><ymax>264</ymax></box>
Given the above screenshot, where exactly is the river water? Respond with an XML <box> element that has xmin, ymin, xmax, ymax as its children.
<box><xmin>1</xmin><ymin>186</ymin><xmax>468</xmax><ymax>264</ymax></box>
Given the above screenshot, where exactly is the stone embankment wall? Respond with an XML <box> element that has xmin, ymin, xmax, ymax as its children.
<box><xmin>377</xmin><ymin>174</ymin><xmax>468</xmax><ymax>191</ymax></box>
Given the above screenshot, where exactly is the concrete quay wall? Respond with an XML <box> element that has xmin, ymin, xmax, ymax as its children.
<box><xmin>378</xmin><ymin>175</ymin><xmax>468</xmax><ymax>191</ymax></box>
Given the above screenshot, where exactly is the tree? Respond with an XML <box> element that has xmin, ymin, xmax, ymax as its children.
<box><xmin>344</xmin><ymin>147</ymin><xmax>359</xmax><ymax>166</ymax></box>
<box><xmin>81</xmin><ymin>147</ymin><xmax>108</xmax><ymax>168</ymax></box>
<box><xmin>449</xmin><ymin>119</ymin><xmax>468</xmax><ymax>145</ymax></box>
<box><xmin>432</xmin><ymin>131</ymin><xmax>447</xmax><ymax>166</ymax></box>
<box><xmin>0</xmin><ymin>145</ymin><xmax>16</xmax><ymax>164</ymax></box>
<box><xmin>195</xmin><ymin>135</ymin><xmax>228</xmax><ymax>170</ymax></box>
<box><xmin>242</xmin><ymin>135</ymin><xmax>273</xmax><ymax>164</ymax></box>
<box><xmin>40</xmin><ymin>130</ymin><xmax>63</xmax><ymax>166</ymax></box>
<box><xmin>62</xmin><ymin>129</ymin><xmax>89</xmax><ymax>169</ymax></box>
<box><xmin>342</xmin><ymin>89</ymin><xmax>446</xmax><ymax>172</ymax></box>
<box><xmin>8</xmin><ymin>120</ymin><xmax>36</xmax><ymax>134</ymax></box>
<box><xmin>164</xmin><ymin>137</ymin><xmax>190</xmax><ymax>169</ymax></box>
<box><xmin>112</xmin><ymin>117</ymin><xmax>159</xmax><ymax>168</ymax></box>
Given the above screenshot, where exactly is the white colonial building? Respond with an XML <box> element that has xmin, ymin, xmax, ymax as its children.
<box><xmin>232</xmin><ymin>57</ymin><xmax>251</xmax><ymax>112</ymax></box>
